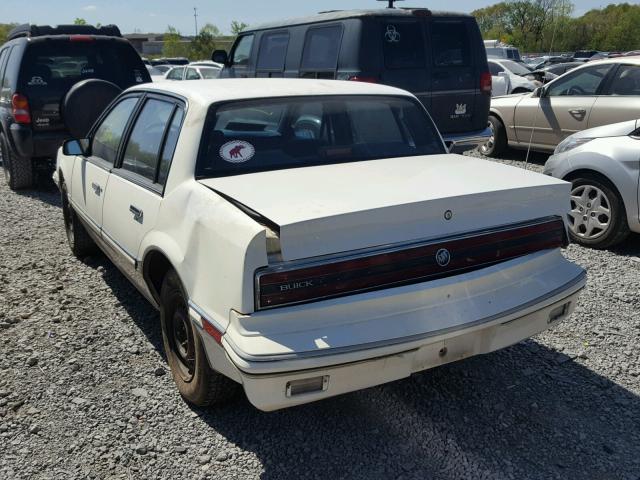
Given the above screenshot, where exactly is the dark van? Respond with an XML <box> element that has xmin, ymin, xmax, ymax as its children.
<box><xmin>213</xmin><ymin>9</ymin><xmax>491</xmax><ymax>151</ymax></box>
<box><xmin>0</xmin><ymin>24</ymin><xmax>150</xmax><ymax>190</ymax></box>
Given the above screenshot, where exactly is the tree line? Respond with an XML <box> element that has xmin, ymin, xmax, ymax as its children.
<box><xmin>473</xmin><ymin>1</ymin><xmax>640</xmax><ymax>53</ymax></box>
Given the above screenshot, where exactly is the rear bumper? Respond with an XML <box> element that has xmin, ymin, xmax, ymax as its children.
<box><xmin>443</xmin><ymin>127</ymin><xmax>492</xmax><ymax>153</ymax></box>
<box><xmin>192</xmin><ymin>256</ymin><xmax>586</xmax><ymax>411</ymax></box>
<box><xmin>9</xmin><ymin>124</ymin><xmax>68</xmax><ymax>159</ymax></box>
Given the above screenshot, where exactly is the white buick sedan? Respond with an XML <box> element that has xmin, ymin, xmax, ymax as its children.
<box><xmin>55</xmin><ymin>79</ymin><xmax>586</xmax><ymax>411</ymax></box>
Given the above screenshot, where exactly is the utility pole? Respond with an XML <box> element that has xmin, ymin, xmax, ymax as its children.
<box><xmin>194</xmin><ymin>7</ymin><xmax>198</xmax><ymax>36</ymax></box>
<box><xmin>378</xmin><ymin>0</ymin><xmax>403</xmax><ymax>9</ymax></box>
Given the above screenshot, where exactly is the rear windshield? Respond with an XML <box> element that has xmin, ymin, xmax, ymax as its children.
<box><xmin>501</xmin><ymin>60</ymin><xmax>530</xmax><ymax>75</ymax></box>
<box><xmin>20</xmin><ymin>40</ymin><xmax>149</xmax><ymax>91</ymax></box>
<box><xmin>196</xmin><ymin>95</ymin><xmax>445</xmax><ymax>178</ymax></box>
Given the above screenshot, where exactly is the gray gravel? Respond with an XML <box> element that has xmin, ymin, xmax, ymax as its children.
<box><xmin>1</xmin><ymin>152</ymin><xmax>639</xmax><ymax>480</ymax></box>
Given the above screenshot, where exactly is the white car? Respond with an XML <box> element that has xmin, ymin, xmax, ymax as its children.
<box><xmin>54</xmin><ymin>79</ymin><xmax>586</xmax><ymax>411</ymax></box>
<box><xmin>544</xmin><ymin>119</ymin><xmax>640</xmax><ymax>248</ymax></box>
<box><xmin>488</xmin><ymin>58</ymin><xmax>539</xmax><ymax>96</ymax></box>
<box><xmin>165</xmin><ymin>64</ymin><xmax>221</xmax><ymax>81</ymax></box>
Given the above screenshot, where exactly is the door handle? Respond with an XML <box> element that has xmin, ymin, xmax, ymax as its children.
<box><xmin>568</xmin><ymin>108</ymin><xmax>586</xmax><ymax>116</ymax></box>
<box><xmin>91</xmin><ymin>182</ymin><xmax>102</xmax><ymax>196</ymax></box>
<box><xmin>129</xmin><ymin>205</ymin><xmax>143</xmax><ymax>223</ymax></box>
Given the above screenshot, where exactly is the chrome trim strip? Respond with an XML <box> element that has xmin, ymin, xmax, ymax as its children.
<box><xmin>233</xmin><ymin>269</ymin><xmax>586</xmax><ymax>364</ymax></box>
<box><xmin>188</xmin><ymin>300</ymin><xmax>226</xmax><ymax>334</ymax></box>
<box><xmin>254</xmin><ymin>215</ymin><xmax>565</xmax><ymax>310</ymax></box>
<box><xmin>101</xmin><ymin>229</ymin><xmax>137</xmax><ymax>267</ymax></box>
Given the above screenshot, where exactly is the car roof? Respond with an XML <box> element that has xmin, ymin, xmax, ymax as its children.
<box><xmin>244</xmin><ymin>9</ymin><xmax>471</xmax><ymax>31</ymax></box>
<box><xmin>129</xmin><ymin>78</ymin><xmax>414</xmax><ymax>106</ymax></box>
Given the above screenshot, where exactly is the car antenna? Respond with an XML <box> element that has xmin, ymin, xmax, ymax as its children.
<box><xmin>378</xmin><ymin>0</ymin><xmax>404</xmax><ymax>8</ymax></box>
<box><xmin>525</xmin><ymin>0</ymin><xmax>565</xmax><ymax>170</ymax></box>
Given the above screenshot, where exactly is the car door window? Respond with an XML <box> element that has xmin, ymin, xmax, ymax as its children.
<box><xmin>91</xmin><ymin>97</ymin><xmax>139</xmax><ymax>165</ymax></box>
<box><xmin>489</xmin><ymin>62</ymin><xmax>504</xmax><ymax>75</ymax></box>
<box><xmin>185</xmin><ymin>68</ymin><xmax>200</xmax><ymax>80</ymax></box>
<box><xmin>157</xmin><ymin>108</ymin><xmax>184</xmax><ymax>186</ymax></box>
<box><xmin>546</xmin><ymin>65</ymin><xmax>612</xmax><ymax>96</ymax></box>
<box><xmin>121</xmin><ymin>98</ymin><xmax>175</xmax><ymax>182</ymax></box>
<box><xmin>257</xmin><ymin>31</ymin><xmax>289</xmax><ymax>71</ymax></box>
<box><xmin>608</xmin><ymin>65</ymin><xmax>640</xmax><ymax>96</ymax></box>
<box><xmin>431</xmin><ymin>21</ymin><xmax>471</xmax><ymax>67</ymax></box>
<box><xmin>301</xmin><ymin>25</ymin><xmax>342</xmax><ymax>72</ymax></box>
<box><xmin>232</xmin><ymin>35</ymin><xmax>254</xmax><ymax>66</ymax></box>
<box><xmin>166</xmin><ymin>67</ymin><xmax>184</xmax><ymax>80</ymax></box>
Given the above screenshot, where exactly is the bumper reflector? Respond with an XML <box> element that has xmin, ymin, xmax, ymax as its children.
<box><xmin>202</xmin><ymin>317</ymin><xmax>223</xmax><ymax>345</ymax></box>
<box><xmin>286</xmin><ymin>376</ymin><xmax>329</xmax><ymax>397</ymax></box>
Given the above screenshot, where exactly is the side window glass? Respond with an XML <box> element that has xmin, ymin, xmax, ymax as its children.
<box><xmin>257</xmin><ymin>32</ymin><xmax>289</xmax><ymax>71</ymax></box>
<box><xmin>382</xmin><ymin>22</ymin><xmax>425</xmax><ymax>69</ymax></box>
<box><xmin>157</xmin><ymin>108</ymin><xmax>184</xmax><ymax>186</ymax></box>
<box><xmin>91</xmin><ymin>97</ymin><xmax>139</xmax><ymax>165</ymax></box>
<box><xmin>167</xmin><ymin>67</ymin><xmax>184</xmax><ymax>80</ymax></box>
<box><xmin>185</xmin><ymin>68</ymin><xmax>200</xmax><ymax>80</ymax></box>
<box><xmin>0</xmin><ymin>49</ymin><xmax>8</xmax><ymax>92</ymax></box>
<box><xmin>121</xmin><ymin>99</ymin><xmax>175</xmax><ymax>181</ymax></box>
<box><xmin>489</xmin><ymin>62</ymin><xmax>503</xmax><ymax>75</ymax></box>
<box><xmin>609</xmin><ymin>65</ymin><xmax>640</xmax><ymax>96</ymax></box>
<box><xmin>232</xmin><ymin>35</ymin><xmax>254</xmax><ymax>66</ymax></box>
<box><xmin>431</xmin><ymin>21</ymin><xmax>471</xmax><ymax>67</ymax></box>
<box><xmin>301</xmin><ymin>25</ymin><xmax>342</xmax><ymax>71</ymax></box>
<box><xmin>547</xmin><ymin>65</ymin><xmax>612</xmax><ymax>96</ymax></box>
<box><xmin>1</xmin><ymin>47</ymin><xmax>16</xmax><ymax>103</ymax></box>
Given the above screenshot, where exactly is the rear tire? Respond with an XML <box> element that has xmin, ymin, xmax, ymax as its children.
<box><xmin>0</xmin><ymin>133</ymin><xmax>33</xmax><ymax>191</ymax></box>
<box><xmin>479</xmin><ymin>115</ymin><xmax>507</xmax><ymax>157</ymax></box>
<box><xmin>160</xmin><ymin>270</ymin><xmax>239</xmax><ymax>407</ymax></box>
<box><xmin>61</xmin><ymin>186</ymin><xmax>97</xmax><ymax>258</ymax></box>
<box><xmin>566</xmin><ymin>173</ymin><xmax>630</xmax><ymax>249</ymax></box>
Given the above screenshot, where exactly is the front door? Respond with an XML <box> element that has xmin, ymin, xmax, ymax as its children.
<box><xmin>513</xmin><ymin>63</ymin><xmax>614</xmax><ymax>149</ymax></box>
<box><xmin>588</xmin><ymin>63</ymin><xmax>640</xmax><ymax>129</ymax></box>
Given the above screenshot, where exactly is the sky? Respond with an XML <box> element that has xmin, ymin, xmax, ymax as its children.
<box><xmin>0</xmin><ymin>0</ymin><xmax>615</xmax><ymax>35</ymax></box>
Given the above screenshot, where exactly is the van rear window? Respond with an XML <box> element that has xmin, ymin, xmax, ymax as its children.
<box><xmin>301</xmin><ymin>26</ymin><xmax>342</xmax><ymax>71</ymax></box>
<box><xmin>196</xmin><ymin>95</ymin><xmax>445</xmax><ymax>178</ymax></box>
<box><xmin>431</xmin><ymin>21</ymin><xmax>471</xmax><ymax>67</ymax></box>
<box><xmin>382</xmin><ymin>22</ymin><xmax>425</xmax><ymax>69</ymax></box>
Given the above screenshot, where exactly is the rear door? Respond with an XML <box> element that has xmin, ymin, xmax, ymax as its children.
<box><xmin>588</xmin><ymin>63</ymin><xmax>640</xmax><ymax>128</ymax></box>
<box><xmin>20</xmin><ymin>39</ymin><xmax>149</xmax><ymax>134</ymax></box>
<box><xmin>427</xmin><ymin>18</ymin><xmax>479</xmax><ymax>135</ymax></box>
<box><xmin>378</xmin><ymin>18</ymin><xmax>430</xmax><ymax>110</ymax></box>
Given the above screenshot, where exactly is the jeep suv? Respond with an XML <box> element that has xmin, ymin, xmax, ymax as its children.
<box><xmin>0</xmin><ymin>24</ymin><xmax>151</xmax><ymax>190</ymax></box>
<box><xmin>212</xmin><ymin>9</ymin><xmax>492</xmax><ymax>152</ymax></box>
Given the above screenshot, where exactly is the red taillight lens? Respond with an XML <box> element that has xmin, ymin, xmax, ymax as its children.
<box><xmin>70</xmin><ymin>35</ymin><xmax>95</xmax><ymax>42</ymax></box>
<box><xmin>480</xmin><ymin>71</ymin><xmax>492</xmax><ymax>94</ymax></box>
<box><xmin>256</xmin><ymin>217</ymin><xmax>567</xmax><ymax>310</ymax></box>
<box><xmin>12</xmin><ymin>94</ymin><xmax>31</xmax><ymax>124</ymax></box>
<box><xmin>348</xmin><ymin>76</ymin><xmax>378</xmax><ymax>83</ymax></box>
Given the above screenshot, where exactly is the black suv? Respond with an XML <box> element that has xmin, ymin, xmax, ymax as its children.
<box><xmin>0</xmin><ymin>24</ymin><xmax>151</xmax><ymax>190</ymax></box>
<box><xmin>213</xmin><ymin>9</ymin><xmax>491</xmax><ymax>152</ymax></box>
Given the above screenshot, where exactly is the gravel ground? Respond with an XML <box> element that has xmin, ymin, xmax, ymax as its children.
<box><xmin>1</xmin><ymin>152</ymin><xmax>639</xmax><ymax>480</ymax></box>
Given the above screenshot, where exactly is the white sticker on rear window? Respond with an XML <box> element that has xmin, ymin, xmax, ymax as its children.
<box><xmin>27</xmin><ymin>76</ymin><xmax>47</xmax><ymax>86</ymax></box>
<box><xmin>219</xmin><ymin>140</ymin><xmax>255</xmax><ymax>163</ymax></box>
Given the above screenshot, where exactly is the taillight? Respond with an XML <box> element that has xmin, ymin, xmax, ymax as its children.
<box><xmin>348</xmin><ymin>76</ymin><xmax>378</xmax><ymax>83</ymax></box>
<box><xmin>70</xmin><ymin>35</ymin><xmax>95</xmax><ymax>42</ymax></box>
<box><xmin>12</xmin><ymin>94</ymin><xmax>31</xmax><ymax>124</ymax></box>
<box><xmin>255</xmin><ymin>217</ymin><xmax>567</xmax><ymax>310</ymax></box>
<box><xmin>480</xmin><ymin>71</ymin><xmax>492</xmax><ymax>94</ymax></box>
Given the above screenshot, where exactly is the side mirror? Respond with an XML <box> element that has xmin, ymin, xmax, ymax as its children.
<box><xmin>63</xmin><ymin>138</ymin><xmax>90</xmax><ymax>156</ymax></box>
<box><xmin>212</xmin><ymin>49</ymin><xmax>229</xmax><ymax>65</ymax></box>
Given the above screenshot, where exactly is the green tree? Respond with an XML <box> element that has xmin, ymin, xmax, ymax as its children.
<box><xmin>0</xmin><ymin>23</ymin><xmax>18</xmax><ymax>44</ymax></box>
<box><xmin>190</xmin><ymin>24</ymin><xmax>220</xmax><ymax>60</ymax></box>
<box><xmin>74</xmin><ymin>18</ymin><xmax>88</xmax><ymax>25</ymax></box>
<box><xmin>162</xmin><ymin>26</ymin><xmax>191</xmax><ymax>58</ymax></box>
<box><xmin>230</xmin><ymin>20</ymin><xmax>248</xmax><ymax>36</ymax></box>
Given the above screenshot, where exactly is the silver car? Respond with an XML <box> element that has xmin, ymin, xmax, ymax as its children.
<box><xmin>482</xmin><ymin>58</ymin><xmax>640</xmax><ymax>157</ymax></box>
<box><xmin>543</xmin><ymin>119</ymin><xmax>640</xmax><ymax>248</ymax></box>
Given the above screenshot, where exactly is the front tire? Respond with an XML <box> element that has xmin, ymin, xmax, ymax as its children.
<box><xmin>160</xmin><ymin>270</ymin><xmax>239</xmax><ymax>407</ymax></box>
<box><xmin>479</xmin><ymin>115</ymin><xmax>507</xmax><ymax>157</ymax></box>
<box><xmin>567</xmin><ymin>173</ymin><xmax>629</xmax><ymax>249</ymax></box>
<box><xmin>0</xmin><ymin>133</ymin><xmax>33</xmax><ymax>191</ymax></box>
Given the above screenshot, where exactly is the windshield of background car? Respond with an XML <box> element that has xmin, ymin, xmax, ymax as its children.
<box><xmin>196</xmin><ymin>95</ymin><xmax>446</xmax><ymax>177</ymax></box>
<box><xmin>19</xmin><ymin>40</ymin><xmax>149</xmax><ymax>91</ymax></box>
<box><xmin>502</xmin><ymin>60</ymin><xmax>531</xmax><ymax>75</ymax></box>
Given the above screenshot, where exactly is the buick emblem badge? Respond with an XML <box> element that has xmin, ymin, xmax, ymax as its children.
<box><xmin>435</xmin><ymin>248</ymin><xmax>451</xmax><ymax>267</ymax></box>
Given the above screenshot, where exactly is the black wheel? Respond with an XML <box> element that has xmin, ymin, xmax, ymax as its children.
<box><xmin>160</xmin><ymin>270</ymin><xmax>239</xmax><ymax>406</ymax></box>
<box><xmin>61</xmin><ymin>185</ymin><xmax>97</xmax><ymax>257</ymax></box>
<box><xmin>567</xmin><ymin>173</ymin><xmax>630</xmax><ymax>249</ymax></box>
<box><xmin>479</xmin><ymin>115</ymin><xmax>507</xmax><ymax>157</ymax></box>
<box><xmin>0</xmin><ymin>133</ymin><xmax>33</xmax><ymax>190</ymax></box>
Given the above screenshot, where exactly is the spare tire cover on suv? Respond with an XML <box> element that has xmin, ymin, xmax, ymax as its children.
<box><xmin>63</xmin><ymin>79</ymin><xmax>122</xmax><ymax>139</ymax></box>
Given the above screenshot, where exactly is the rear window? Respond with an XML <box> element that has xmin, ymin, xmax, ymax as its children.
<box><xmin>20</xmin><ymin>40</ymin><xmax>148</xmax><ymax>91</ymax></box>
<box><xmin>431</xmin><ymin>21</ymin><xmax>471</xmax><ymax>67</ymax></box>
<box><xmin>382</xmin><ymin>22</ymin><xmax>425</xmax><ymax>69</ymax></box>
<box><xmin>501</xmin><ymin>60</ymin><xmax>530</xmax><ymax>75</ymax></box>
<box><xmin>196</xmin><ymin>95</ymin><xmax>445</xmax><ymax>178</ymax></box>
<box><xmin>301</xmin><ymin>25</ymin><xmax>342</xmax><ymax>71</ymax></box>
